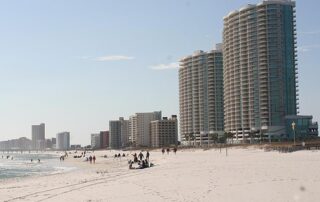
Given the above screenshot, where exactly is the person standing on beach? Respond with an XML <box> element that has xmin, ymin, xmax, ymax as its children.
<box><xmin>89</xmin><ymin>156</ymin><xmax>92</xmax><ymax>164</ymax></box>
<box><xmin>138</xmin><ymin>152</ymin><xmax>144</xmax><ymax>161</ymax></box>
<box><xmin>162</xmin><ymin>148</ymin><xmax>165</xmax><ymax>155</ymax></box>
<box><xmin>173</xmin><ymin>147</ymin><xmax>177</xmax><ymax>154</ymax></box>
<box><xmin>133</xmin><ymin>153</ymin><xmax>138</xmax><ymax>162</ymax></box>
<box><xmin>166</xmin><ymin>148</ymin><xmax>170</xmax><ymax>155</ymax></box>
<box><xmin>146</xmin><ymin>151</ymin><xmax>150</xmax><ymax>160</ymax></box>
<box><xmin>93</xmin><ymin>155</ymin><xmax>96</xmax><ymax>164</ymax></box>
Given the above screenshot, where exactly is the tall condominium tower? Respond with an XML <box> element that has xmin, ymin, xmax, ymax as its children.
<box><xmin>109</xmin><ymin>121</ymin><xmax>121</xmax><ymax>149</ymax></box>
<box><xmin>109</xmin><ymin>117</ymin><xmax>130</xmax><ymax>149</ymax></box>
<box><xmin>179</xmin><ymin>45</ymin><xmax>224</xmax><ymax>145</ymax></box>
<box><xmin>56</xmin><ymin>132</ymin><xmax>70</xmax><ymax>150</ymax></box>
<box><xmin>32</xmin><ymin>123</ymin><xmax>45</xmax><ymax>150</ymax></box>
<box><xmin>99</xmin><ymin>131</ymin><xmax>109</xmax><ymax>149</ymax></box>
<box><xmin>119</xmin><ymin>117</ymin><xmax>130</xmax><ymax>147</ymax></box>
<box><xmin>223</xmin><ymin>0</ymin><xmax>297</xmax><ymax>141</ymax></box>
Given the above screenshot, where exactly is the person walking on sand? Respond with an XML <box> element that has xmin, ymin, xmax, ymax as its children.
<box><xmin>166</xmin><ymin>148</ymin><xmax>170</xmax><ymax>155</ymax></box>
<box><xmin>138</xmin><ymin>152</ymin><xmax>144</xmax><ymax>161</ymax></box>
<box><xmin>89</xmin><ymin>155</ymin><xmax>92</xmax><ymax>164</ymax></box>
<box><xmin>93</xmin><ymin>155</ymin><xmax>96</xmax><ymax>164</ymax></box>
<box><xmin>146</xmin><ymin>151</ymin><xmax>150</xmax><ymax>161</ymax></box>
<box><xmin>173</xmin><ymin>147</ymin><xmax>177</xmax><ymax>154</ymax></box>
<box><xmin>162</xmin><ymin>148</ymin><xmax>165</xmax><ymax>155</ymax></box>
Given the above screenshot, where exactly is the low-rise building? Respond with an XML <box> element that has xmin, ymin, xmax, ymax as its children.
<box><xmin>70</xmin><ymin>144</ymin><xmax>82</xmax><ymax>150</ymax></box>
<box><xmin>285</xmin><ymin>115</ymin><xmax>318</xmax><ymax>140</ymax></box>
<box><xmin>151</xmin><ymin>115</ymin><xmax>178</xmax><ymax>147</ymax></box>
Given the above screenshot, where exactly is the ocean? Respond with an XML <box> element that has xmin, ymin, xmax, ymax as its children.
<box><xmin>0</xmin><ymin>152</ymin><xmax>76</xmax><ymax>180</ymax></box>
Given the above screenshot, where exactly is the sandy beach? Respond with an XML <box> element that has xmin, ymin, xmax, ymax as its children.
<box><xmin>1</xmin><ymin>147</ymin><xmax>320</xmax><ymax>202</ymax></box>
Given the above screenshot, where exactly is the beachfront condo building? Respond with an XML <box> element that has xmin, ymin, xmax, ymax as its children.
<box><xmin>109</xmin><ymin>117</ymin><xmax>130</xmax><ymax>149</ymax></box>
<box><xmin>0</xmin><ymin>137</ymin><xmax>32</xmax><ymax>151</ymax></box>
<box><xmin>179</xmin><ymin>45</ymin><xmax>224</xmax><ymax>146</ymax></box>
<box><xmin>119</xmin><ymin>117</ymin><xmax>130</xmax><ymax>147</ymax></box>
<box><xmin>99</xmin><ymin>131</ymin><xmax>109</xmax><ymax>149</ymax></box>
<box><xmin>56</xmin><ymin>132</ymin><xmax>70</xmax><ymax>150</ymax></box>
<box><xmin>223</xmin><ymin>0</ymin><xmax>298</xmax><ymax>141</ymax></box>
<box><xmin>91</xmin><ymin>133</ymin><xmax>101</xmax><ymax>149</ymax></box>
<box><xmin>109</xmin><ymin>121</ymin><xmax>121</xmax><ymax>149</ymax></box>
<box><xmin>150</xmin><ymin>115</ymin><xmax>178</xmax><ymax>147</ymax></box>
<box><xmin>32</xmin><ymin>123</ymin><xmax>45</xmax><ymax>150</ymax></box>
<box><xmin>129</xmin><ymin>111</ymin><xmax>162</xmax><ymax>147</ymax></box>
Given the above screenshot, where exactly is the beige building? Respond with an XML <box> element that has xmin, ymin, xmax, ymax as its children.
<box><xmin>179</xmin><ymin>45</ymin><xmax>224</xmax><ymax>146</ymax></box>
<box><xmin>129</xmin><ymin>111</ymin><xmax>162</xmax><ymax>147</ymax></box>
<box><xmin>32</xmin><ymin>123</ymin><xmax>45</xmax><ymax>150</ymax></box>
<box><xmin>150</xmin><ymin>115</ymin><xmax>178</xmax><ymax>148</ymax></box>
<box><xmin>120</xmin><ymin>117</ymin><xmax>130</xmax><ymax>147</ymax></box>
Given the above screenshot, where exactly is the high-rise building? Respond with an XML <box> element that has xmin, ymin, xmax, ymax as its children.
<box><xmin>91</xmin><ymin>133</ymin><xmax>101</xmax><ymax>149</ymax></box>
<box><xmin>100</xmin><ymin>131</ymin><xmax>109</xmax><ymax>149</ymax></box>
<box><xmin>120</xmin><ymin>118</ymin><xmax>130</xmax><ymax>147</ymax></box>
<box><xmin>150</xmin><ymin>115</ymin><xmax>178</xmax><ymax>147</ymax></box>
<box><xmin>32</xmin><ymin>123</ymin><xmax>45</xmax><ymax>150</ymax></box>
<box><xmin>129</xmin><ymin>115</ymin><xmax>137</xmax><ymax>144</ymax></box>
<box><xmin>56</xmin><ymin>132</ymin><xmax>70</xmax><ymax>150</ymax></box>
<box><xmin>129</xmin><ymin>111</ymin><xmax>162</xmax><ymax>147</ymax></box>
<box><xmin>223</xmin><ymin>0</ymin><xmax>297</xmax><ymax>141</ymax></box>
<box><xmin>179</xmin><ymin>45</ymin><xmax>224</xmax><ymax>145</ymax></box>
<box><xmin>109</xmin><ymin>117</ymin><xmax>130</xmax><ymax>149</ymax></box>
<box><xmin>109</xmin><ymin>121</ymin><xmax>121</xmax><ymax>149</ymax></box>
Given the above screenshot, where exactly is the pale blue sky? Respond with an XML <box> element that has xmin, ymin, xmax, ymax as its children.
<box><xmin>0</xmin><ymin>0</ymin><xmax>319</xmax><ymax>145</ymax></box>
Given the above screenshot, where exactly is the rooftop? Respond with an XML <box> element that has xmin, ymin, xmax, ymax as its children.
<box><xmin>224</xmin><ymin>0</ymin><xmax>295</xmax><ymax>20</ymax></box>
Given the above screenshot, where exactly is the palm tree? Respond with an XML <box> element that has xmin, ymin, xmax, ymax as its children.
<box><xmin>189</xmin><ymin>133</ymin><xmax>195</xmax><ymax>146</ymax></box>
<box><xmin>185</xmin><ymin>134</ymin><xmax>190</xmax><ymax>146</ymax></box>
<box><xmin>224</xmin><ymin>132</ymin><xmax>234</xmax><ymax>144</ymax></box>
<box><xmin>209</xmin><ymin>133</ymin><xmax>219</xmax><ymax>146</ymax></box>
<box><xmin>248</xmin><ymin>131</ymin><xmax>256</xmax><ymax>144</ymax></box>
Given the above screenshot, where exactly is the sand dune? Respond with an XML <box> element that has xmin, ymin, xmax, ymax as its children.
<box><xmin>1</xmin><ymin>148</ymin><xmax>320</xmax><ymax>202</ymax></box>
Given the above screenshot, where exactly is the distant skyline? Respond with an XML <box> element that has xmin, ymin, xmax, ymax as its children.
<box><xmin>0</xmin><ymin>0</ymin><xmax>319</xmax><ymax>145</ymax></box>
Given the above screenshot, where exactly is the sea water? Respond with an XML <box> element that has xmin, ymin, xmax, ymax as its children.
<box><xmin>0</xmin><ymin>152</ymin><xmax>76</xmax><ymax>180</ymax></box>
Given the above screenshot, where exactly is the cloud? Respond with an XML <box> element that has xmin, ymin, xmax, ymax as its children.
<box><xmin>150</xmin><ymin>62</ymin><xmax>179</xmax><ymax>70</ymax></box>
<box><xmin>94</xmin><ymin>55</ymin><xmax>135</xmax><ymax>61</ymax></box>
<box><xmin>298</xmin><ymin>44</ymin><xmax>320</xmax><ymax>52</ymax></box>
<box><xmin>300</xmin><ymin>31</ymin><xmax>320</xmax><ymax>35</ymax></box>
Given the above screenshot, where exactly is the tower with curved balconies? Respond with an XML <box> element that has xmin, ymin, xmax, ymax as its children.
<box><xmin>223</xmin><ymin>0</ymin><xmax>298</xmax><ymax>141</ymax></box>
<box><xmin>179</xmin><ymin>44</ymin><xmax>224</xmax><ymax>145</ymax></box>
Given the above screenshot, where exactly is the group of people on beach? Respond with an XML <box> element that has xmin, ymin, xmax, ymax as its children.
<box><xmin>30</xmin><ymin>158</ymin><xmax>41</xmax><ymax>163</ymax></box>
<box><xmin>2</xmin><ymin>155</ymin><xmax>13</xmax><ymax>160</ymax></box>
<box><xmin>60</xmin><ymin>151</ymin><xmax>69</xmax><ymax>161</ymax></box>
<box><xmin>113</xmin><ymin>153</ymin><xmax>128</xmax><ymax>158</ymax></box>
<box><xmin>2</xmin><ymin>155</ymin><xmax>42</xmax><ymax>163</ymax></box>
<box><xmin>128</xmin><ymin>151</ymin><xmax>152</xmax><ymax>169</ymax></box>
<box><xmin>88</xmin><ymin>155</ymin><xmax>96</xmax><ymax>164</ymax></box>
<box><xmin>161</xmin><ymin>147</ymin><xmax>177</xmax><ymax>155</ymax></box>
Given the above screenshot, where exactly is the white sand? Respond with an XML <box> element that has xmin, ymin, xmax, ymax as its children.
<box><xmin>1</xmin><ymin>148</ymin><xmax>320</xmax><ymax>202</ymax></box>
